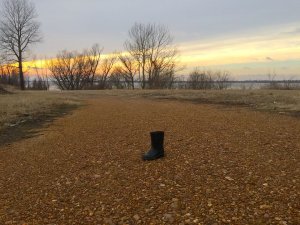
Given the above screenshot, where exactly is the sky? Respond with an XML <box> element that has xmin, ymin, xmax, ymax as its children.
<box><xmin>5</xmin><ymin>0</ymin><xmax>300</xmax><ymax>79</ymax></box>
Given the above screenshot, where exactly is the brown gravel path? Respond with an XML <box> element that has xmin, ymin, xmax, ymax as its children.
<box><xmin>0</xmin><ymin>97</ymin><xmax>299</xmax><ymax>225</ymax></box>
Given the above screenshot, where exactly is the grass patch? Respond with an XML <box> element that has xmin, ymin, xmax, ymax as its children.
<box><xmin>0</xmin><ymin>103</ymin><xmax>78</xmax><ymax>146</ymax></box>
<box><xmin>0</xmin><ymin>91</ymin><xmax>81</xmax><ymax>132</ymax></box>
<box><xmin>147</xmin><ymin>90</ymin><xmax>300</xmax><ymax>116</ymax></box>
<box><xmin>0</xmin><ymin>86</ymin><xmax>10</xmax><ymax>95</ymax></box>
<box><xmin>80</xmin><ymin>89</ymin><xmax>300</xmax><ymax>116</ymax></box>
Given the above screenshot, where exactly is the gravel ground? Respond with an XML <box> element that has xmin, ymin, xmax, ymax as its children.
<box><xmin>0</xmin><ymin>97</ymin><xmax>299</xmax><ymax>224</ymax></box>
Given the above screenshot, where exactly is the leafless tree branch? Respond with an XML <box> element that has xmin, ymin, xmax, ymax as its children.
<box><xmin>0</xmin><ymin>0</ymin><xmax>42</xmax><ymax>90</ymax></box>
<box><xmin>124</xmin><ymin>23</ymin><xmax>178</xmax><ymax>89</ymax></box>
<box><xmin>48</xmin><ymin>45</ymin><xmax>102</xmax><ymax>90</ymax></box>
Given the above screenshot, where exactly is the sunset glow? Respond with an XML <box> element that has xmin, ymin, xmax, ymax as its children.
<box><xmin>24</xmin><ymin>25</ymin><xmax>300</xmax><ymax>79</ymax></box>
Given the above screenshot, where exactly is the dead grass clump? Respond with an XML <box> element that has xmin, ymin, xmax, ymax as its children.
<box><xmin>0</xmin><ymin>86</ymin><xmax>9</xmax><ymax>94</ymax></box>
<box><xmin>89</xmin><ymin>89</ymin><xmax>300</xmax><ymax>116</ymax></box>
<box><xmin>0</xmin><ymin>91</ymin><xmax>81</xmax><ymax>131</ymax></box>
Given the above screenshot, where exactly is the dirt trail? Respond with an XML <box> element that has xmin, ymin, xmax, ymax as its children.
<box><xmin>0</xmin><ymin>97</ymin><xmax>299</xmax><ymax>224</ymax></box>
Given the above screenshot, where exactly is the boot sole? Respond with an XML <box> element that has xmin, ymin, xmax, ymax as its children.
<box><xmin>142</xmin><ymin>153</ymin><xmax>164</xmax><ymax>161</ymax></box>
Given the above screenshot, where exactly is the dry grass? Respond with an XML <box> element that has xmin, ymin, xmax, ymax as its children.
<box><xmin>0</xmin><ymin>91</ymin><xmax>81</xmax><ymax>131</ymax></box>
<box><xmin>0</xmin><ymin>86</ymin><xmax>9</xmax><ymax>94</ymax></box>
<box><xmin>86</xmin><ymin>89</ymin><xmax>300</xmax><ymax>116</ymax></box>
<box><xmin>144</xmin><ymin>89</ymin><xmax>300</xmax><ymax>114</ymax></box>
<box><xmin>1</xmin><ymin>89</ymin><xmax>300</xmax><ymax>131</ymax></box>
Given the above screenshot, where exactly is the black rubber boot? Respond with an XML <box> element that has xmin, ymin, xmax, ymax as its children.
<box><xmin>142</xmin><ymin>131</ymin><xmax>165</xmax><ymax>161</ymax></box>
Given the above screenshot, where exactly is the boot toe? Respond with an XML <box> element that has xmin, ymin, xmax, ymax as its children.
<box><xmin>142</xmin><ymin>151</ymin><xmax>164</xmax><ymax>161</ymax></box>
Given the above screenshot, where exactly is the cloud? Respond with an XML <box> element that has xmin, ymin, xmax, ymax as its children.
<box><xmin>281</xmin><ymin>27</ymin><xmax>300</xmax><ymax>35</ymax></box>
<box><xmin>30</xmin><ymin>0</ymin><xmax>300</xmax><ymax>56</ymax></box>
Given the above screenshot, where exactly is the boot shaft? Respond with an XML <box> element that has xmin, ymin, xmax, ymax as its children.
<box><xmin>142</xmin><ymin>131</ymin><xmax>165</xmax><ymax>161</ymax></box>
<box><xmin>150</xmin><ymin>131</ymin><xmax>164</xmax><ymax>150</ymax></box>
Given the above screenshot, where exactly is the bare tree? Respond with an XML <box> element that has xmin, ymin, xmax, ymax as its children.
<box><xmin>264</xmin><ymin>73</ymin><xmax>298</xmax><ymax>90</ymax></box>
<box><xmin>148</xmin><ymin>59</ymin><xmax>177</xmax><ymax>89</ymax></box>
<box><xmin>0</xmin><ymin>54</ymin><xmax>5</xmax><ymax>90</ymax></box>
<box><xmin>95</xmin><ymin>53</ymin><xmax>117</xmax><ymax>89</ymax></box>
<box><xmin>187</xmin><ymin>69</ymin><xmax>232</xmax><ymax>90</ymax></box>
<box><xmin>187</xmin><ymin>69</ymin><xmax>214</xmax><ymax>90</ymax></box>
<box><xmin>48</xmin><ymin>45</ymin><xmax>102</xmax><ymax>90</ymax></box>
<box><xmin>0</xmin><ymin>53</ymin><xmax>19</xmax><ymax>86</ymax></box>
<box><xmin>88</xmin><ymin>44</ymin><xmax>102</xmax><ymax>87</ymax></box>
<box><xmin>0</xmin><ymin>0</ymin><xmax>41</xmax><ymax>90</ymax></box>
<box><xmin>0</xmin><ymin>64</ymin><xmax>19</xmax><ymax>86</ymax></box>
<box><xmin>264</xmin><ymin>72</ymin><xmax>279</xmax><ymax>90</ymax></box>
<box><xmin>118</xmin><ymin>53</ymin><xmax>138</xmax><ymax>89</ymax></box>
<box><xmin>27</xmin><ymin>56</ymin><xmax>49</xmax><ymax>90</ymax></box>
<box><xmin>282</xmin><ymin>77</ymin><xmax>296</xmax><ymax>90</ymax></box>
<box><xmin>214</xmin><ymin>71</ymin><xmax>231</xmax><ymax>90</ymax></box>
<box><xmin>124</xmin><ymin>23</ymin><xmax>178</xmax><ymax>89</ymax></box>
<box><xmin>109</xmin><ymin>67</ymin><xmax>126</xmax><ymax>89</ymax></box>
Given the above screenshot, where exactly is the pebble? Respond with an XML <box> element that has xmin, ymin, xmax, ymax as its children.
<box><xmin>185</xmin><ymin>218</ymin><xmax>191</xmax><ymax>223</ymax></box>
<box><xmin>225</xmin><ymin>176</ymin><xmax>234</xmax><ymax>181</ymax></box>
<box><xmin>260</xmin><ymin>204</ymin><xmax>271</xmax><ymax>209</ymax></box>
<box><xmin>103</xmin><ymin>218</ymin><xmax>114</xmax><ymax>225</ymax></box>
<box><xmin>171</xmin><ymin>201</ymin><xmax>179</xmax><ymax>209</ymax></box>
<box><xmin>163</xmin><ymin>213</ymin><xmax>174</xmax><ymax>223</ymax></box>
<box><xmin>145</xmin><ymin>208</ymin><xmax>152</xmax><ymax>213</ymax></box>
<box><xmin>133</xmin><ymin>214</ymin><xmax>140</xmax><ymax>221</ymax></box>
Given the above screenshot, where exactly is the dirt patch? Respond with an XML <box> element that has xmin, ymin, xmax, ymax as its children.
<box><xmin>0</xmin><ymin>97</ymin><xmax>299</xmax><ymax>224</ymax></box>
<box><xmin>0</xmin><ymin>86</ymin><xmax>10</xmax><ymax>95</ymax></box>
<box><xmin>0</xmin><ymin>104</ymin><xmax>79</xmax><ymax>147</ymax></box>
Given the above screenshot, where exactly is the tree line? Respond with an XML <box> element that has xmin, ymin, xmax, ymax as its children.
<box><xmin>45</xmin><ymin>22</ymin><xmax>180</xmax><ymax>90</ymax></box>
<box><xmin>0</xmin><ymin>0</ymin><xmax>231</xmax><ymax>91</ymax></box>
